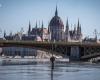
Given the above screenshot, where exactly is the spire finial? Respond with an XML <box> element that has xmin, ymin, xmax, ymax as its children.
<box><xmin>55</xmin><ymin>5</ymin><xmax>58</xmax><ymax>16</ymax></box>
<box><xmin>28</xmin><ymin>21</ymin><xmax>31</xmax><ymax>35</ymax></box>
<box><xmin>78</xmin><ymin>18</ymin><xmax>80</xmax><ymax>27</ymax></box>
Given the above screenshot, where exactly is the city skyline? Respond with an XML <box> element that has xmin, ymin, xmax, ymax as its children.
<box><xmin>0</xmin><ymin>0</ymin><xmax>100</xmax><ymax>38</ymax></box>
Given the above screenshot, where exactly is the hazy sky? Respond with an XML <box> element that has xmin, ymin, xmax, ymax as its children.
<box><xmin>0</xmin><ymin>0</ymin><xmax>100</xmax><ymax>38</ymax></box>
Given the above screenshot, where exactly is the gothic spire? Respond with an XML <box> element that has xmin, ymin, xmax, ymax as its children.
<box><xmin>79</xmin><ymin>24</ymin><xmax>81</xmax><ymax>34</ymax></box>
<box><xmin>42</xmin><ymin>20</ymin><xmax>44</xmax><ymax>29</ymax></box>
<box><xmin>66</xmin><ymin>18</ymin><xmax>69</xmax><ymax>31</ymax></box>
<box><xmin>65</xmin><ymin>18</ymin><xmax>69</xmax><ymax>35</ymax></box>
<box><xmin>4</xmin><ymin>30</ymin><xmax>6</xmax><ymax>38</ymax></box>
<box><xmin>28</xmin><ymin>21</ymin><xmax>31</xmax><ymax>35</ymax></box>
<box><xmin>77</xmin><ymin>18</ymin><xmax>80</xmax><ymax>28</ymax></box>
<box><xmin>35</xmin><ymin>21</ymin><xmax>37</xmax><ymax>29</ymax></box>
<box><xmin>35</xmin><ymin>21</ymin><xmax>38</xmax><ymax>36</ymax></box>
<box><xmin>55</xmin><ymin>5</ymin><xmax>58</xmax><ymax>16</ymax></box>
<box><xmin>77</xmin><ymin>19</ymin><xmax>80</xmax><ymax>34</ymax></box>
<box><xmin>41</xmin><ymin>21</ymin><xmax>44</xmax><ymax>41</ymax></box>
<box><xmin>48</xmin><ymin>24</ymin><xmax>50</xmax><ymax>34</ymax></box>
<box><xmin>41</xmin><ymin>21</ymin><xmax>44</xmax><ymax>35</ymax></box>
<box><xmin>74</xmin><ymin>24</ymin><xmax>77</xmax><ymax>31</ymax></box>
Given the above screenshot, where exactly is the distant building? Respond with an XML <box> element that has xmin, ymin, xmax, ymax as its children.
<box><xmin>48</xmin><ymin>6</ymin><xmax>82</xmax><ymax>42</ymax></box>
<box><xmin>4</xmin><ymin>31</ymin><xmax>22</xmax><ymax>41</ymax></box>
<box><xmin>27</xmin><ymin>21</ymin><xmax>48</xmax><ymax>41</ymax></box>
<box><xmin>4</xmin><ymin>6</ymin><xmax>83</xmax><ymax>42</ymax></box>
<box><xmin>21</xmin><ymin>34</ymin><xmax>36</xmax><ymax>41</ymax></box>
<box><xmin>48</xmin><ymin>6</ymin><xmax>64</xmax><ymax>41</ymax></box>
<box><xmin>4</xmin><ymin>21</ymin><xmax>48</xmax><ymax>41</ymax></box>
<box><xmin>83</xmin><ymin>37</ymin><xmax>97</xmax><ymax>43</ymax></box>
<box><xmin>65</xmin><ymin>19</ymin><xmax>82</xmax><ymax>42</ymax></box>
<box><xmin>4</xmin><ymin>35</ymin><xmax>14</xmax><ymax>40</ymax></box>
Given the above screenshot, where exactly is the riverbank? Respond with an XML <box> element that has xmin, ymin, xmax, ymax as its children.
<box><xmin>0</xmin><ymin>57</ymin><xmax>69</xmax><ymax>65</ymax></box>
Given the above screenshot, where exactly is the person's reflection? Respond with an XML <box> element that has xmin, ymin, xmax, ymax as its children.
<box><xmin>51</xmin><ymin>64</ymin><xmax>54</xmax><ymax>80</ymax></box>
<box><xmin>50</xmin><ymin>56</ymin><xmax>55</xmax><ymax>80</ymax></box>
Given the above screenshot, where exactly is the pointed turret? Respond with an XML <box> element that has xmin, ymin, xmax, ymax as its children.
<box><xmin>55</xmin><ymin>5</ymin><xmax>58</xmax><ymax>16</ymax></box>
<box><xmin>79</xmin><ymin>24</ymin><xmax>82</xmax><ymax>34</ymax></box>
<box><xmin>35</xmin><ymin>21</ymin><xmax>38</xmax><ymax>36</ymax></box>
<box><xmin>73</xmin><ymin>24</ymin><xmax>77</xmax><ymax>39</ymax></box>
<box><xmin>4</xmin><ymin>30</ymin><xmax>6</xmax><ymax>38</ymax></box>
<box><xmin>41</xmin><ymin>21</ymin><xmax>44</xmax><ymax>41</ymax></box>
<box><xmin>48</xmin><ymin>21</ymin><xmax>51</xmax><ymax>41</ymax></box>
<box><xmin>41</xmin><ymin>21</ymin><xmax>44</xmax><ymax>29</ymax></box>
<box><xmin>65</xmin><ymin>18</ymin><xmax>70</xmax><ymax>41</ymax></box>
<box><xmin>77</xmin><ymin>19</ymin><xmax>80</xmax><ymax>34</ymax></box>
<box><xmin>35</xmin><ymin>21</ymin><xmax>37</xmax><ymax>29</ymax></box>
<box><xmin>94</xmin><ymin>29</ymin><xmax>97</xmax><ymax>40</ymax></box>
<box><xmin>76</xmin><ymin>19</ymin><xmax>82</xmax><ymax>41</ymax></box>
<box><xmin>48</xmin><ymin>21</ymin><xmax>50</xmax><ymax>33</ymax></box>
<box><xmin>28</xmin><ymin>21</ymin><xmax>31</xmax><ymax>35</ymax></box>
<box><xmin>48</xmin><ymin>25</ymin><xmax>50</xmax><ymax>33</ymax></box>
<box><xmin>74</xmin><ymin>24</ymin><xmax>77</xmax><ymax>34</ymax></box>
<box><xmin>65</xmin><ymin>18</ymin><xmax>69</xmax><ymax>33</ymax></box>
<box><xmin>77</xmin><ymin>19</ymin><xmax>80</xmax><ymax>27</ymax></box>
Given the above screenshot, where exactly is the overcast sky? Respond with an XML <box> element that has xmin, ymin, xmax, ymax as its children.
<box><xmin>0</xmin><ymin>0</ymin><xmax>100</xmax><ymax>38</ymax></box>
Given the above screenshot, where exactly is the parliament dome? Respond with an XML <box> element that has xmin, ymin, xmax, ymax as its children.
<box><xmin>49</xmin><ymin>6</ymin><xmax>64</xmax><ymax>29</ymax></box>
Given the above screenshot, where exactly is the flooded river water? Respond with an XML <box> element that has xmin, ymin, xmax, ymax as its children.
<box><xmin>0</xmin><ymin>62</ymin><xmax>100</xmax><ymax>80</ymax></box>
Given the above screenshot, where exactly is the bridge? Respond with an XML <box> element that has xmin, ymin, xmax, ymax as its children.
<box><xmin>0</xmin><ymin>40</ymin><xmax>100</xmax><ymax>61</ymax></box>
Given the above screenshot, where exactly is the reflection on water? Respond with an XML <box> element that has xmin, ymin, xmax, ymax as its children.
<box><xmin>0</xmin><ymin>63</ymin><xmax>100</xmax><ymax>80</ymax></box>
<box><xmin>51</xmin><ymin>67</ymin><xmax>54</xmax><ymax>80</ymax></box>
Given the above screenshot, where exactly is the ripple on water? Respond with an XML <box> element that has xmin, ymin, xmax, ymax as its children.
<box><xmin>0</xmin><ymin>63</ymin><xmax>100</xmax><ymax>80</ymax></box>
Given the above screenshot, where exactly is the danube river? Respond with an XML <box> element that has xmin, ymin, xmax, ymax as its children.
<box><xmin>0</xmin><ymin>63</ymin><xmax>100</xmax><ymax>80</ymax></box>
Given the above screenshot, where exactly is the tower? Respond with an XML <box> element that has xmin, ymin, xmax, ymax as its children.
<box><xmin>41</xmin><ymin>21</ymin><xmax>44</xmax><ymax>41</ymax></box>
<box><xmin>65</xmin><ymin>18</ymin><xmax>70</xmax><ymax>41</ymax></box>
<box><xmin>49</xmin><ymin>6</ymin><xmax>64</xmax><ymax>41</ymax></box>
<box><xmin>76</xmin><ymin>19</ymin><xmax>82</xmax><ymax>41</ymax></box>
<box><xmin>55</xmin><ymin>5</ymin><xmax>58</xmax><ymax>16</ymax></box>
<box><xmin>79</xmin><ymin>24</ymin><xmax>82</xmax><ymax>40</ymax></box>
<box><xmin>73</xmin><ymin>24</ymin><xmax>77</xmax><ymax>40</ymax></box>
<box><xmin>28</xmin><ymin>21</ymin><xmax>31</xmax><ymax>35</ymax></box>
<box><xmin>4</xmin><ymin>30</ymin><xmax>6</xmax><ymax>38</ymax></box>
<box><xmin>77</xmin><ymin>19</ymin><xmax>80</xmax><ymax>34</ymax></box>
<box><xmin>66</xmin><ymin>18</ymin><xmax>69</xmax><ymax>34</ymax></box>
<box><xmin>35</xmin><ymin>21</ymin><xmax>38</xmax><ymax>36</ymax></box>
<box><xmin>48</xmin><ymin>23</ymin><xmax>51</xmax><ymax>41</ymax></box>
<box><xmin>79</xmin><ymin>24</ymin><xmax>82</xmax><ymax>34</ymax></box>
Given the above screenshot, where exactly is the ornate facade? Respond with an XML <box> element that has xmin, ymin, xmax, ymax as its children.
<box><xmin>48</xmin><ymin>6</ymin><xmax>65</xmax><ymax>41</ymax></box>
<box><xmin>65</xmin><ymin>19</ymin><xmax>82</xmax><ymax>42</ymax></box>
<box><xmin>49</xmin><ymin>6</ymin><xmax>82</xmax><ymax>42</ymax></box>
<box><xmin>4</xmin><ymin>6</ymin><xmax>82</xmax><ymax>42</ymax></box>
<box><xmin>27</xmin><ymin>21</ymin><xmax>48</xmax><ymax>41</ymax></box>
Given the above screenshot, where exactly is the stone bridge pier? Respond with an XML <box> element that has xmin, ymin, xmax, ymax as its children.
<box><xmin>53</xmin><ymin>45</ymin><xmax>100</xmax><ymax>61</ymax></box>
<box><xmin>52</xmin><ymin>45</ymin><xmax>82</xmax><ymax>60</ymax></box>
<box><xmin>70</xmin><ymin>46</ymin><xmax>80</xmax><ymax>60</ymax></box>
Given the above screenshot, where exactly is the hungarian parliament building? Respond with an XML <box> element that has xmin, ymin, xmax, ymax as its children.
<box><xmin>4</xmin><ymin>6</ymin><xmax>82</xmax><ymax>42</ymax></box>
